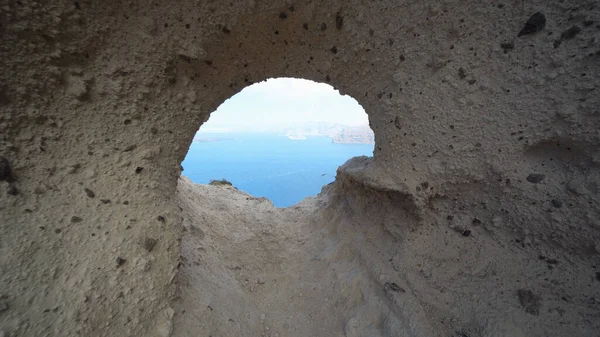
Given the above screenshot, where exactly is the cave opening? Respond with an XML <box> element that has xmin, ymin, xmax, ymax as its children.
<box><xmin>181</xmin><ymin>77</ymin><xmax>374</xmax><ymax>207</ymax></box>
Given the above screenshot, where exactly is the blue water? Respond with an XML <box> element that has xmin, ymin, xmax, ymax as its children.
<box><xmin>182</xmin><ymin>133</ymin><xmax>373</xmax><ymax>207</ymax></box>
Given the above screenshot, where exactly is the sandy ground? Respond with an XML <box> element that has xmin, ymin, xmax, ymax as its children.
<box><xmin>173</xmin><ymin>177</ymin><xmax>376</xmax><ymax>337</ymax></box>
<box><xmin>173</xmin><ymin>171</ymin><xmax>600</xmax><ymax>337</ymax></box>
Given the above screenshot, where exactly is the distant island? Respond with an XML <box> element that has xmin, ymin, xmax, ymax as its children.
<box><xmin>285</xmin><ymin>132</ymin><xmax>307</xmax><ymax>140</ymax></box>
<box><xmin>284</xmin><ymin>122</ymin><xmax>374</xmax><ymax>144</ymax></box>
<box><xmin>331</xmin><ymin>126</ymin><xmax>374</xmax><ymax>144</ymax></box>
<box><xmin>194</xmin><ymin>121</ymin><xmax>374</xmax><ymax>145</ymax></box>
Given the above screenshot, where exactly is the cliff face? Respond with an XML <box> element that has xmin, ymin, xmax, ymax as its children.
<box><xmin>1</xmin><ymin>1</ymin><xmax>599</xmax><ymax>337</ymax></box>
<box><xmin>332</xmin><ymin>126</ymin><xmax>375</xmax><ymax>144</ymax></box>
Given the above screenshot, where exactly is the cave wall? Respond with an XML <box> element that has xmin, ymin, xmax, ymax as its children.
<box><xmin>0</xmin><ymin>0</ymin><xmax>599</xmax><ymax>336</ymax></box>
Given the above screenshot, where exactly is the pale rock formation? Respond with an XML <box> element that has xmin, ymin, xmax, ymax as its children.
<box><xmin>332</xmin><ymin>126</ymin><xmax>375</xmax><ymax>144</ymax></box>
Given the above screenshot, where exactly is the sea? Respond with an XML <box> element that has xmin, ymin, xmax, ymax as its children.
<box><xmin>181</xmin><ymin>132</ymin><xmax>374</xmax><ymax>207</ymax></box>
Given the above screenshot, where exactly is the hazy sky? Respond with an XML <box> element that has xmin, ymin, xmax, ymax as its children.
<box><xmin>200</xmin><ymin>78</ymin><xmax>368</xmax><ymax>132</ymax></box>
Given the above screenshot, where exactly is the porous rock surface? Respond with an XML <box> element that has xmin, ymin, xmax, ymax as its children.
<box><xmin>0</xmin><ymin>0</ymin><xmax>599</xmax><ymax>336</ymax></box>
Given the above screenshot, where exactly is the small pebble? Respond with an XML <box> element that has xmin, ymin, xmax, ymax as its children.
<box><xmin>526</xmin><ymin>174</ymin><xmax>545</xmax><ymax>184</ymax></box>
<box><xmin>518</xmin><ymin>12</ymin><xmax>546</xmax><ymax>37</ymax></box>
<box><xmin>143</xmin><ymin>237</ymin><xmax>157</xmax><ymax>252</ymax></box>
<box><xmin>256</xmin><ymin>276</ymin><xmax>265</xmax><ymax>284</ymax></box>
<box><xmin>84</xmin><ymin>188</ymin><xmax>95</xmax><ymax>198</ymax></box>
<box><xmin>84</xmin><ymin>168</ymin><xmax>96</xmax><ymax>179</ymax></box>
<box><xmin>567</xmin><ymin>179</ymin><xmax>586</xmax><ymax>195</ymax></box>
<box><xmin>116</xmin><ymin>257</ymin><xmax>126</xmax><ymax>267</ymax></box>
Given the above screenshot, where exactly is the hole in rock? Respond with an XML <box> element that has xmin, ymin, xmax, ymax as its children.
<box><xmin>181</xmin><ymin>78</ymin><xmax>374</xmax><ymax>207</ymax></box>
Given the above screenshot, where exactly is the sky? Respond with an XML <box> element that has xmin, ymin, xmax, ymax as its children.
<box><xmin>199</xmin><ymin>78</ymin><xmax>369</xmax><ymax>132</ymax></box>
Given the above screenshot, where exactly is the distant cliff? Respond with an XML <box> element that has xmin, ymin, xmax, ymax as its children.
<box><xmin>332</xmin><ymin>126</ymin><xmax>375</xmax><ymax>144</ymax></box>
<box><xmin>282</xmin><ymin>122</ymin><xmax>374</xmax><ymax>144</ymax></box>
<box><xmin>285</xmin><ymin>122</ymin><xmax>345</xmax><ymax>138</ymax></box>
